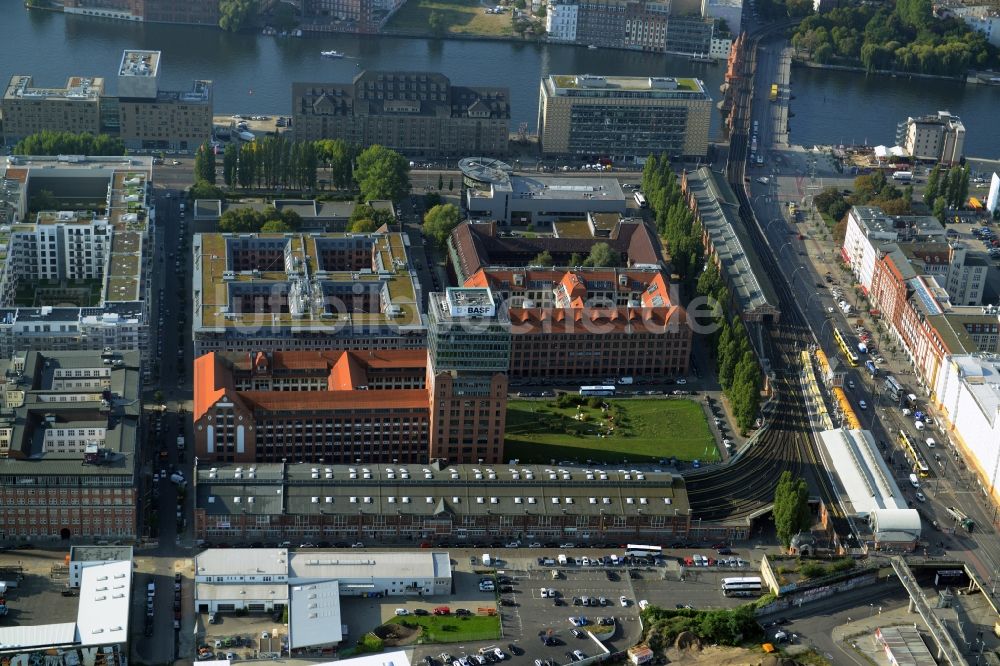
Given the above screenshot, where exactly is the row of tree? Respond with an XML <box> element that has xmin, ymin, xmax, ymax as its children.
<box><xmin>640</xmin><ymin>155</ymin><xmax>762</xmax><ymax>432</ymax></box>
<box><xmin>218</xmin><ymin>206</ymin><xmax>304</xmax><ymax>233</ymax></box>
<box><xmin>792</xmin><ymin>3</ymin><xmax>996</xmax><ymax>76</ymax></box>
<box><xmin>13</xmin><ymin>131</ymin><xmax>125</xmax><ymax>156</ymax></box>
<box><xmin>530</xmin><ymin>243</ymin><xmax>622</xmax><ymax>268</ymax></box>
<box><xmin>773</xmin><ymin>471</ymin><xmax>812</xmax><ymax>547</ymax></box>
<box><xmin>924</xmin><ymin>163</ymin><xmax>970</xmax><ymax>215</ymax></box>
<box><xmin>696</xmin><ymin>264</ymin><xmax>763</xmax><ymax>432</ymax></box>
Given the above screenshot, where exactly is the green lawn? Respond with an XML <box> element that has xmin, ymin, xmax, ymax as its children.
<box><xmin>388</xmin><ymin>613</ymin><xmax>501</xmax><ymax>643</ymax></box>
<box><xmin>505</xmin><ymin>398</ymin><xmax>718</xmax><ymax>463</ymax></box>
<box><xmin>386</xmin><ymin>0</ymin><xmax>514</xmax><ymax>37</ymax></box>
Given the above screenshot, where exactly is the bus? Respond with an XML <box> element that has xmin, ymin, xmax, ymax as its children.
<box><xmin>721</xmin><ymin>577</ymin><xmax>762</xmax><ymax>596</ymax></box>
<box><xmin>833</xmin><ymin>328</ymin><xmax>861</xmax><ymax>366</ymax></box>
<box><xmin>634</xmin><ymin>192</ymin><xmax>648</xmax><ymax>208</ymax></box>
<box><xmin>625</xmin><ymin>544</ymin><xmax>663</xmax><ymax>558</ymax></box>
<box><xmin>884</xmin><ymin>375</ymin><xmax>903</xmax><ymax>404</ymax></box>
<box><xmin>898</xmin><ymin>431</ymin><xmax>930</xmax><ymax>477</ymax></box>
<box><xmin>579</xmin><ymin>385</ymin><xmax>616</xmax><ymax>397</ymax></box>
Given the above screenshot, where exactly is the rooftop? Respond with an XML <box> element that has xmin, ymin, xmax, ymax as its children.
<box><xmin>817</xmin><ymin>428</ymin><xmax>907</xmax><ymax>516</ymax></box>
<box><xmin>458</xmin><ymin>157</ymin><xmax>514</xmax><ymax>186</ymax></box>
<box><xmin>949</xmin><ymin>355</ymin><xmax>1000</xmax><ymax>426</ymax></box>
<box><xmin>196</xmin><ymin>548</ymin><xmax>290</xmax><ymax>577</ymax></box>
<box><xmin>288</xmin><ymin>580</ymin><xmax>342</xmax><ymax>648</ymax></box>
<box><xmin>547</xmin><ymin>75</ymin><xmax>707</xmax><ymax>97</ymax></box>
<box><xmin>685</xmin><ymin>167</ymin><xmax>780</xmax><ymax>317</ymax></box>
<box><xmin>4</xmin><ymin>75</ymin><xmax>104</xmax><ymax>102</ymax></box>
<box><xmin>851</xmin><ymin>205</ymin><xmax>946</xmax><ymax>239</ymax></box>
<box><xmin>195</xmin><ymin>462</ymin><xmax>690</xmax><ymax>518</ymax></box>
<box><xmin>288</xmin><ymin>551</ymin><xmax>451</xmax><ymax>583</ymax></box>
<box><xmin>69</xmin><ymin>545</ymin><xmax>134</xmax><ymax>563</ymax></box>
<box><xmin>193</xmin><ymin>231</ymin><xmax>423</xmax><ymax>332</ymax></box>
<box><xmin>119</xmin><ymin>50</ymin><xmax>160</xmax><ymax>78</ymax></box>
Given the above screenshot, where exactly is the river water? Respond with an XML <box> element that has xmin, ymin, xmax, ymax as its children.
<box><xmin>4</xmin><ymin>2</ymin><xmax>1000</xmax><ymax>156</ymax></box>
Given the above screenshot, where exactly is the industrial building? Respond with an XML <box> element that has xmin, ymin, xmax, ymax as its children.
<box><xmin>292</xmin><ymin>72</ymin><xmax>510</xmax><ymax>155</ymax></box>
<box><xmin>933</xmin><ymin>355</ymin><xmax>1000</xmax><ymax>509</ymax></box>
<box><xmin>0</xmin><ymin>155</ymin><xmax>155</xmax><ymax>376</ymax></box>
<box><xmin>191</xmin><ymin>231</ymin><xmax>426</xmax><ymax>357</ymax></box>
<box><xmin>193</xmin><ymin>461</ymin><xmax>694</xmax><ymax>543</ymax></box>
<box><xmin>462</xmin><ymin>168</ymin><xmax>628</xmax><ymax>226</ymax></box>
<box><xmin>537</xmin><ymin>74</ymin><xmax>711</xmax><ymax>159</ymax></box>
<box><xmin>2</xmin><ymin>51</ymin><xmax>212</xmax><ymax>151</ymax></box>
<box><xmin>193</xmin><ymin>548</ymin><xmax>451</xmax><ymax>649</ymax></box>
<box><xmin>68</xmin><ymin>545</ymin><xmax>134</xmax><ymax>588</ymax></box>
<box><xmin>816</xmin><ymin>428</ymin><xmax>921</xmax><ymax>551</ymax></box>
<box><xmin>0</xmin><ymin>350</ymin><xmax>141</xmax><ymax>540</ymax></box>
<box><xmin>900</xmin><ymin>111</ymin><xmax>966</xmax><ymax>164</ymax></box>
<box><xmin>194</xmin><ymin>287</ymin><xmax>509</xmax><ymax>465</ymax></box>
<box><xmin>681</xmin><ymin>166</ymin><xmax>781</xmax><ymax>323</ymax></box>
<box><xmin>0</xmin><ymin>559</ymin><xmax>131</xmax><ymax>665</ymax></box>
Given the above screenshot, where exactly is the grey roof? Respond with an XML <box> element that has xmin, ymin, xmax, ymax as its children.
<box><xmin>0</xmin><ymin>350</ymin><xmax>140</xmax><ymax>479</ymax></box>
<box><xmin>195</xmin><ymin>462</ymin><xmax>689</xmax><ymax>518</ymax></box>
<box><xmin>289</xmin><ymin>580</ymin><xmax>342</xmax><ymax>649</ymax></box>
<box><xmin>195</xmin><ymin>582</ymin><xmax>290</xmax><ymax>602</ymax></box>
<box><xmin>686</xmin><ymin>167</ymin><xmax>779</xmax><ymax>317</ymax></box>
<box><xmin>70</xmin><ymin>545</ymin><xmax>134</xmax><ymax>563</ymax></box>
<box><xmin>196</xmin><ymin>548</ymin><xmax>290</xmax><ymax>577</ymax></box>
<box><xmin>288</xmin><ymin>551</ymin><xmax>451</xmax><ymax>582</ymax></box>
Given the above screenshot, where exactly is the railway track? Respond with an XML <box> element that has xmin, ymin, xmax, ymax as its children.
<box><xmin>685</xmin><ymin>24</ymin><xmax>841</xmax><ymax>523</ymax></box>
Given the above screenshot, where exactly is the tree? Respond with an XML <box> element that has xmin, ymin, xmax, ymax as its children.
<box><xmin>773</xmin><ymin>471</ymin><xmax>812</xmax><ymax>547</ymax></box>
<box><xmin>350</xmin><ymin>218</ymin><xmax>378</xmax><ymax>233</ymax></box>
<box><xmin>194</xmin><ymin>142</ymin><xmax>217</xmax><ymax>184</ymax></box>
<box><xmin>933</xmin><ymin>195</ymin><xmax>947</xmax><ymax>222</ymax></box>
<box><xmin>219</xmin><ymin>0</ymin><xmax>257</xmax><ymax>31</ymax></box>
<box><xmin>354</xmin><ymin>145</ymin><xmax>410</xmax><ymax>201</ymax></box>
<box><xmin>531</xmin><ymin>250</ymin><xmax>554</xmax><ymax>266</ymax></box>
<box><xmin>189</xmin><ymin>180</ymin><xmax>225</xmax><ymax>202</ymax></box>
<box><xmin>422</xmin><ymin>203</ymin><xmax>462</xmax><ymax>249</ymax></box>
<box><xmin>428</xmin><ymin>10</ymin><xmax>448</xmax><ymax>37</ymax></box>
<box><xmin>437</xmin><ymin>173</ymin><xmax>444</xmax><ymax>191</ymax></box>
<box><xmin>223</xmin><ymin>143</ymin><xmax>238</xmax><ymax>188</ymax></box>
<box><xmin>582</xmin><ymin>242</ymin><xmax>620</xmax><ymax>267</ymax></box>
<box><xmin>29</xmin><ymin>189</ymin><xmax>60</xmax><ymax>212</ymax></box>
<box><xmin>449</xmin><ymin>178</ymin><xmax>455</xmax><ymax>192</ymax></box>
<box><xmin>13</xmin><ymin>130</ymin><xmax>124</xmax><ymax>156</ymax></box>
<box><xmin>281</xmin><ymin>209</ymin><xmax>302</xmax><ymax>230</ymax></box>
<box><xmin>316</xmin><ymin>139</ymin><xmax>356</xmax><ymax>190</ymax></box>
<box><xmin>568</xmin><ymin>252</ymin><xmax>583</xmax><ymax>267</ymax></box>
<box><xmin>261</xmin><ymin>219</ymin><xmax>292</xmax><ymax>232</ymax></box>
<box><xmin>924</xmin><ymin>164</ymin><xmax>941</xmax><ymax>203</ymax></box>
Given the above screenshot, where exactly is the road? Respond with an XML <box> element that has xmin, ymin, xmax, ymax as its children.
<box><xmin>743</xmin><ymin>37</ymin><xmax>1000</xmax><ymax>595</ymax></box>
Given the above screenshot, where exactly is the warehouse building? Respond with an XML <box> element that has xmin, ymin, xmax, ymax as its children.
<box><xmin>193</xmin><ymin>461</ymin><xmax>694</xmax><ymax>543</ymax></box>
<box><xmin>537</xmin><ymin>74</ymin><xmax>711</xmax><ymax>159</ymax></box>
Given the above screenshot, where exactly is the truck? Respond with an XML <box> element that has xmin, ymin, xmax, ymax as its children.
<box><xmin>177</xmin><ymin>435</ymin><xmax>185</xmax><ymax>450</ymax></box>
<box><xmin>945</xmin><ymin>506</ymin><xmax>975</xmax><ymax>532</ymax></box>
<box><xmin>891</xmin><ymin>171</ymin><xmax>913</xmax><ymax>181</ymax></box>
<box><xmin>482</xmin><ymin>553</ymin><xmax>492</xmax><ymax>567</ymax></box>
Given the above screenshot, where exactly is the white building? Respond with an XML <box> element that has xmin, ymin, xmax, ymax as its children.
<box><xmin>933</xmin><ymin>355</ymin><xmax>1000</xmax><ymax>508</ymax></box>
<box><xmin>841</xmin><ymin>206</ymin><xmax>946</xmax><ymax>293</ymax></box>
<box><xmin>709</xmin><ymin>36</ymin><xmax>733</xmax><ymax>59</ymax></box>
<box><xmin>194</xmin><ymin>548</ymin><xmax>453</xmax><ymax>632</ymax></box>
<box><xmin>988</xmin><ymin>172</ymin><xmax>999</xmax><ymax>215</ymax></box>
<box><xmin>901</xmin><ymin>111</ymin><xmax>966</xmax><ymax>164</ymax></box>
<box><xmin>546</xmin><ymin>3</ymin><xmax>578</xmax><ymax>42</ymax></box>
<box><xmin>951</xmin><ymin>6</ymin><xmax>1000</xmax><ymax>47</ymax></box>
<box><xmin>68</xmin><ymin>545</ymin><xmax>134</xmax><ymax>588</ymax></box>
<box><xmin>464</xmin><ymin>172</ymin><xmax>627</xmax><ymax>226</ymax></box>
<box><xmin>899</xmin><ymin>242</ymin><xmax>989</xmax><ymax>307</ymax></box>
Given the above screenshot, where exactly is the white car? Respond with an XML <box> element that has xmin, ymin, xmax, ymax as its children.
<box><xmin>676</xmin><ymin>378</ymin><xmax>687</xmax><ymax>385</ymax></box>
<box><xmin>826</xmin><ymin>306</ymin><xmax>835</xmax><ymax>314</ymax></box>
<box><xmin>619</xmin><ymin>596</ymin><xmax>629</xmax><ymax>607</ymax></box>
<box><xmin>858</xmin><ymin>400</ymin><xmax>867</xmax><ymax>410</ymax></box>
<box><xmin>394</xmin><ymin>608</ymin><xmax>409</xmax><ymax>616</ymax></box>
<box><xmin>915</xmin><ymin>492</ymin><xmax>927</xmax><ymax>502</ymax></box>
<box><xmin>926</xmin><ymin>437</ymin><xmax>937</xmax><ymax>448</ymax></box>
<box><xmin>638</xmin><ymin>599</ymin><xmax>650</xmax><ymax>610</ymax></box>
<box><xmin>540</xmin><ymin>588</ymin><xmax>549</xmax><ymax>598</ymax></box>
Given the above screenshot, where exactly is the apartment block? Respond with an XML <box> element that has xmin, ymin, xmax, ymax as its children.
<box><xmin>2</xmin><ymin>76</ymin><xmax>104</xmax><ymax>144</ymax></box>
<box><xmin>546</xmin><ymin>2</ymin><xmax>579</xmax><ymax>41</ymax></box>
<box><xmin>193</xmin><ymin>461</ymin><xmax>699</xmax><ymax>544</ymax></box>
<box><xmin>841</xmin><ymin>205</ymin><xmax>947</xmax><ymax>292</ymax></box>
<box><xmin>302</xmin><ymin>0</ymin><xmax>407</xmax><ymax>32</ymax></box>
<box><xmin>574</xmin><ymin>0</ymin><xmax>629</xmax><ymax>48</ymax></box>
<box><xmin>901</xmin><ymin>111</ymin><xmax>966</xmax><ymax>164</ymax></box>
<box><xmin>0</xmin><ymin>155</ymin><xmax>154</xmax><ymax>376</ymax></box>
<box><xmin>0</xmin><ymin>350</ymin><xmax>141</xmax><ymax>541</ymax></box>
<box><xmin>624</xmin><ymin>1</ymin><xmax>669</xmax><ymax>51</ymax></box>
<box><xmin>115</xmin><ymin>50</ymin><xmax>213</xmax><ymax>151</ymax></box>
<box><xmin>538</xmin><ymin>74</ymin><xmax>711</xmax><ymax>158</ymax></box>
<box><xmin>192</xmin><ymin>231</ymin><xmax>426</xmax><ymax>357</ymax></box>
<box><xmin>292</xmin><ymin>71</ymin><xmax>510</xmax><ymax>155</ymax></box>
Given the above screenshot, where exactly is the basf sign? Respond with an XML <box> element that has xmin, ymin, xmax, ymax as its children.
<box><xmin>446</xmin><ymin>288</ymin><xmax>496</xmax><ymax>318</ymax></box>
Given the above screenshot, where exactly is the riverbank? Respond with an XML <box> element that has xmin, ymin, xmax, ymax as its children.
<box><xmin>790</xmin><ymin>56</ymin><xmax>966</xmax><ymax>82</ymax></box>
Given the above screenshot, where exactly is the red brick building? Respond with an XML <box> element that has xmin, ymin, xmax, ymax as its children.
<box><xmin>464</xmin><ymin>268</ymin><xmax>691</xmax><ymax>379</ymax></box>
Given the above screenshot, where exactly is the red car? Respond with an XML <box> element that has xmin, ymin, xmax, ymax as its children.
<box><xmin>433</xmin><ymin>606</ymin><xmax>451</xmax><ymax>616</ymax></box>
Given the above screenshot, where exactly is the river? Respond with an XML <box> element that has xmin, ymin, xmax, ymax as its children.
<box><xmin>4</xmin><ymin>2</ymin><xmax>1000</xmax><ymax>156</ymax></box>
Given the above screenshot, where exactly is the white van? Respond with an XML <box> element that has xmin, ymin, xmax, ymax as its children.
<box><xmin>557</xmin><ymin>554</ymin><xmax>568</xmax><ymax>565</ymax></box>
<box><xmin>909</xmin><ymin>473</ymin><xmax>920</xmax><ymax>488</ymax></box>
<box><xmin>914</xmin><ymin>420</ymin><xmax>926</xmax><ymax>431</ymax></box>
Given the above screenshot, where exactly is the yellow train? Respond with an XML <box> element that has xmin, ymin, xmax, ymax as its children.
<box><xmin>832</xmin><ymin>386</ymin><xmax>861</xmax><ymax>430</ymax></box>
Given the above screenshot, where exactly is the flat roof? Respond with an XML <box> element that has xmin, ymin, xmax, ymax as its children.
<box><xmin>950</xmin><ymin>355</ymin><xmax>1000</xmax><ymax>425</ymax></box>
<box><xmin>193</xmin><ymin>232</ymin><xmax>423</xmax><ymax>331</ymax></box>
<box><xmin>119</xmin><ymin>50</ymin><xmax>160</xmax><ymax>78</ymax></box>
<box><xmin>288</xmin><ymin>551</ymin><xmax>451</xmax><ymax>582</ymax></box>
<box><xmin>818</xmin><ymin>428</ymin><xmax>907</xmax><ymax>516</ymax></box>
<box><xmin>70</xmin><ymin>545</ymin><xmax>134</xmax><ymax>563</ymax></box>
<box><xmin>196</xmin><ymin>548</ymin><xmax>290</xmax><ymax>577</ymax></box>
<box><xmin>196</xmin><ymin>583</ymin><xmax>290</xmax><ymax>602</ymax></box>
<box><xmin>875</xmin><ymin>626</ymin><xmax>937</xmax><ymax>666</ymax></box>
<box><xmin>546</xmin><ymin>74</ymin><xmax>707</xmax><ymax>96</ymax></box>
<box><xmin>686</xmin><ymin>167</ymin><xmax>779</xmax><ymax>317</ymax></box>
<box><xmin>75</xmin><ymin>560</ymin><xmax>131</xmax><ymax>646</ymax></box>
<box><xmin>289</xmin><ymin>581</ymin><xmax>342</xmax><ymax>648</ymax></box>
<box><xmin>313</xmin><ymin>651</ymin><xmax>411</xmax><ymax>666</ymax></box>
<box><xmin>458</xmin><ymin>157</ymin><xmax>513</xmax><ymax>186</ymax></box>
<box><xmin>851</xmin><ymin>205</ymin><xmax>946</xmax><ymax>238</ymax></box>
<box><xmin>4</xmin><ymin>75</ymin><xmax>104</xmax><ymax>102</ymax></box>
